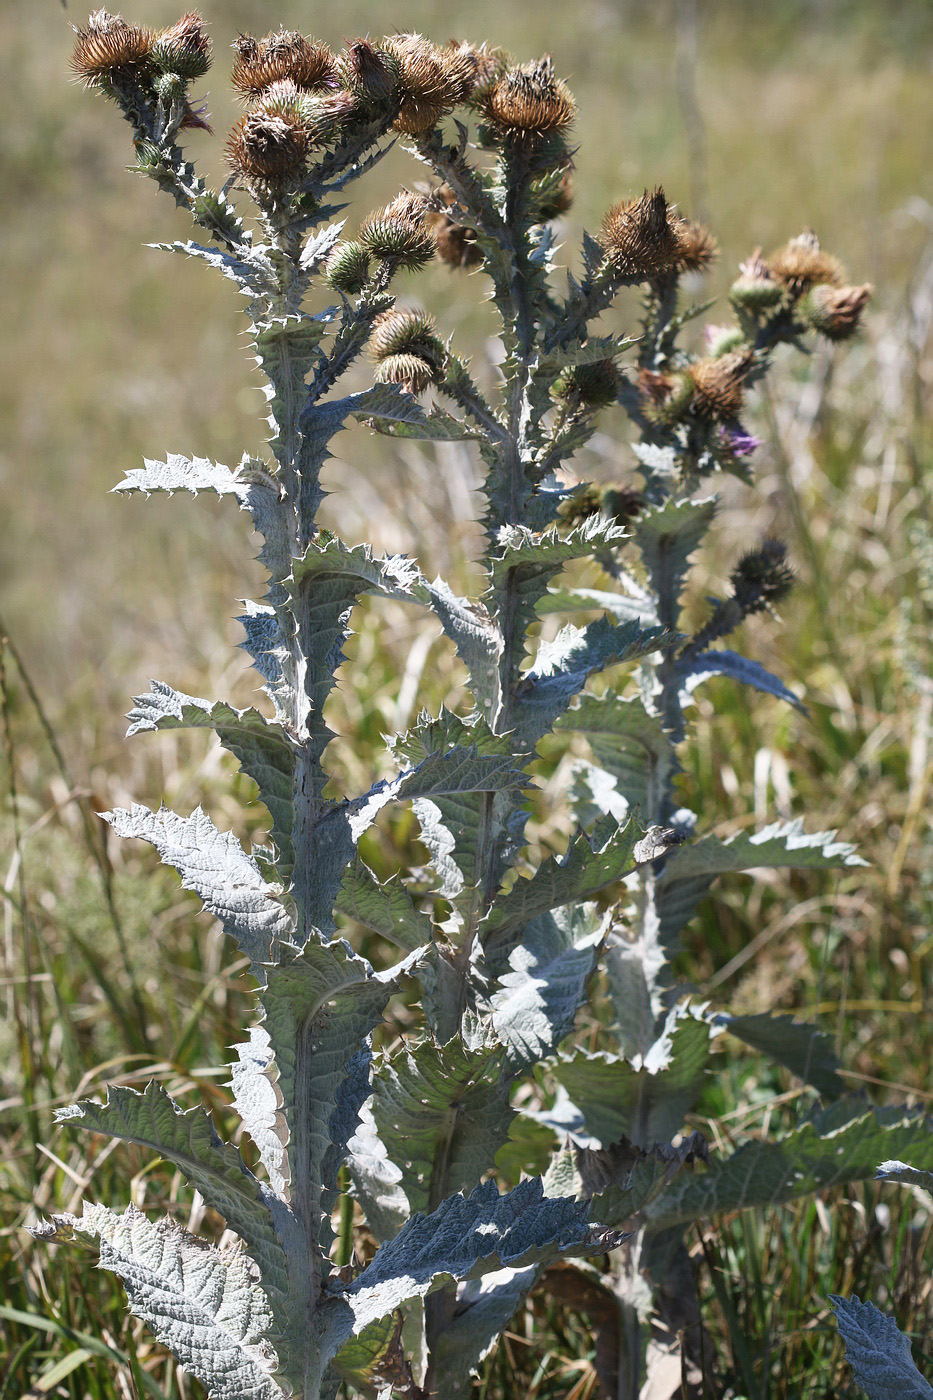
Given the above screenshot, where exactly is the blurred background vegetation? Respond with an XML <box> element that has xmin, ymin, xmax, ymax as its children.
<box><xmin>1</xmin><ymin>1</ymin><xmax>931</xmax><ymax>1396</ymax></box>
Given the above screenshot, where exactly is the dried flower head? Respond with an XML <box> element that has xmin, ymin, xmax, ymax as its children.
<box><xmin>729</xmin><ymin>248</ymin><xmax>784</xmax><ymax>311</ymax></box>
<box><xmin>231</xmin><ymin>30</ymin><xmax>335</xmax><ymax>100</ymax></box>
<box><xmin>71</xmin><ymin>10</ymin><xmax>154</xmax><ymax>86</ymax></box>
<box><xmin>385</xmin><ymin>33</ymin><xmax>478</xmax><ymax>134</ymax></box>
<box><xmin>802</xmin><ymin>283</ymin><xmax>873</xmax><ymax>341</ymax></box>
<box><xmin>326</xmin><ymin>241</ymin><xmax>372</xmax><ymax>294</ymax></box>
<box><xmin>341</xmin><ymin>39</ymin><xmax>401</xmax><ymax>104</ymax></box>
<box><xmin>766</xmin><ymin>231</ymin><xmax>844</xmax><ymax>296</ymax></box>
<box><xmin>552</xmin><ymin>360</ymin><xmax>619</xmax><ymax>409</ymax></box>
<box><xmin>599</xmin><ymin>188</ymin><xmax>684</xmax><ymax>281</ymax></box>
<box><xmin>637</xmin><ymin>368</ymin><xmax>694</xmax><ymax>423</ymax></box>
<box><xmin>676</xmin><ymin>218</ymin><xmax>718</xmax><ymax>274</ymax></box>
<box><xmin>180</xmin><ymin>97</ymin><xmax>212</xmax><ymax>133</ymax></box>
<box><xmin>150</xmin><ymin>13</ymin><xmax>211</xmax><ymax>79</ymax></box>
<box><xmin>731</xmin><ymin>539</ymin><xmax>795</xmax><ymax>613</ymax></box>
<box><xmin>360</xmin><ymin>194</ymin><xmax>436</xmax><ymax>270</ymax></box>
<box><xmin>483</xmin><ymin>57</ymin><xmax>575</xmax><ymax>134</ymax></box>
<box><xmin>225</xmin><ymin>107</ymin><xmax>309</xmax><ymax>182</ymax></box>
<box><xmin>601</xmin><ymin>486</ymin><xmax>644</xmax><ymax>523</ymax></box>
<box><xmin>689</xmin><ymin>351</ymin><xmax>752</xmax><ymax>420</ymax></box>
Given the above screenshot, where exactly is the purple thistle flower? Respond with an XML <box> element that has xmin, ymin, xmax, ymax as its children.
<box><xmin>719</xmin><ymin>426</ymin><xmax>762</xmax><ymax>458</ymax></box>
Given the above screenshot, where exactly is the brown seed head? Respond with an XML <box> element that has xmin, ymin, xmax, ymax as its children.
<box><xmin>599</xmin><ymin>188</ymin><xmax>684</xmax><ymax>281</ymax></box>
<box><xmin>637</xmin><ymin>368</ymin><xmax>694</xmax><ymax>423</ymax></box>
<box><xmin>425</xmin><ymin>188</ymin><xmax>483</xmax><ymax>269</ymax></box>
<box><xmin>71</xmin><ymin>11</ymin><xmax>154</xmax><ymax>86</ymax></box>
<box><xmin>689</xmin><ymin>351</ymin><xmax>752</xmax><ymax>420</ymax></box>
<box><xmin>225</xmin><ymin>108</ymin><xmax>309</xmax><ymax>181</ymax></box>
<box><xmin>483</xmin><ymin>56</ymin><xmax>576</xmax><ymax>134</ymax></box>
<box><xmin>151</xmin><ymin>13</ymin><xmax>211</xmax><ymax>79</ymax></box>
<box><xmin>231</xmin><ymin>29</ymin><xmax>335</xmax><ymax>100</ymax></box>
<box><xmin>675</xmin><ymin>218</ymin><xmax>718</xmax><ymax>273</ymax></box>
<box><xmin>766</xmin><ymin>231</ymin><xmax>844</xmax><ymax>296</ymax></box>
<box><xmin>385</xmin><ymin>33</ymin><xmax>477</xmax><ymax>133</ymax></box>
<box><xmin>803</xmin><ymin>283</ymin><xmax>873</xmax><ymax>341</ymax></box>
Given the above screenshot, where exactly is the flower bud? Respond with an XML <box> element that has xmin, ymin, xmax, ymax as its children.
<box><xmin>231</xmin><ymin>30</ymin><xmax>335</xmax><ymax>100</ymax></box>
<box><xmin>637</xmin><ymin>368</ymin><xmax>694</xmax><ymax>424</ymax></box>
<box><xmin>326</xmin><ymin>241</ymin><xmax>372</xmax><ymax>294</ymax></box>
<box><xmin>360</xmin><ymin>194</ymin><xmax>436</xmax><ymax>271</ymax></box>
<box><xmin>688</xmin><ymin>351</ymin><xmax>752</xmax><ymax>420</ymax></box>
<box><xmin>369</xmin><ymin>309</ymin><xmax>447</xmax><ymax>378</ymax></box>
<box><xmin>766</xmin><ymin>230</ymin><xmax>844</xmax><ymax>297</ymax></box>
<box><xmin>150</xmin><ymin>13</ymin><xmax>211</xmax><ymax>80</ymax></box>
<box><xmin>482</xmin><ymin>57</ymin><xmax>575</xmax><ymax>134</ymax></box>
<box><xmin>551</xmin><ymin>360</ymin><xmax>619</xmax><ymax>410</ymax></box>
<box><xmin>704</xmin><ymin>324</ymin><xmax>747</xmax><ymax>358</ymax></box>
<box><xmin>599</xmin><ymin>188</ymin><xmax>684</xmax><ymax>281</ymax></box>
<box><xmin>801</xmin><ymin>283</ymin><xmax>872</xmax><ymax>341</ymax></box>
<box><xmin>730</xmin><ymin>539</ymin><xmax>794</xmax><ymax>613</ymax></box>
<box><xmin>71</xmin><ymin>11</ymin><xmax>154</xmax><ymax>86</ymax></box>
<box><xmin>729</xmin><ymin>250</ymin><xmax>784</xmax><ymax>311</ymax></box>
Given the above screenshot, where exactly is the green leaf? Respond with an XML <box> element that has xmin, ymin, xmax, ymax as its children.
<box><xmin>414</xmin><ymin>577</ymin><xmax>501</xmax><ymax>715</ymax></box>
<box><xmin>126</xmin><ymin>683</ymin><xmax>297</xmax><ymax>875</ymax></box>
<box><xmin>39</xmin><ymin>1205</ymin><xmax>283</xmax><ymax>1400</ymax></box>
<box><xmin>831</xmin><ymin>1296</ymin><xmax>933</xmax><ymax>1400</ymax></box>
<box><xmin>547</xmin><ymin>1006</ymin><xmax>712</xmax><ymax>1149</ymax></box>
<box><xmin>370</xmin><ymin>1034</ymin><xmax>512</xmax><ymax>1215</ymax></box>
<box><xmin>633</xmin><ymin>497</ymin><xmax>717</xmax><ymax>627</ymax></box>
<box><xmin>431</xmin><ymin>1266</ymin><xmax>538</xmax><ymax>1399</ymax></box>
<box><xmin>556</xmin><ymin>691</ymin><xmax>677</xmax><ymax>819</ymax></box>
<box><xmin>537</xmin><ymin>585</ymin><xmax>658</xmax><ymax>626</ymax></box>
<box><xmin>254</xmin><ymin>312</ymin><xmax>336</xmax><ymax>495</ymax></box>
<box><xmin>488</xmin><ymin>904</ymin><xmax>608</xmax><ymax>1067</ymax></box>
<box><xmin>260</xmin><ymin>936</ymin><xmax>417</xmax><ymax>1230</ymax></box>
<box><xmin>515</xmin><ymin>617</ymin><xmax>669</xmax><ymax>743</ymax></box>
<box><xmin>336</xmin><ymin>858</ymin><xmax>434</xmax><ymax>952</ymax></box>
<box><xmin>718</xmin><ymin>1013</ymin><xmax>844</xmax><ymax>1098</ymax></box>
<box><xmin>480</xmin><ymin>819</ymin><xmax>645</xmax><ymax>965</ymax></box>
<box><xmin>351</xmin><ymin>383</ymin><xmax>481</xmax><ymax>441</ymax></box>
<box><xmin>56</xmin><ymin>1084</ymin><xmax>289</xmax><ymax>1308</ymax></box>
<box><xmin>656</xmin><ymin>818</ymin><xmax>866</xmax><ymax>947</ymax></box>
<box><xmin>102</xmin><ymin>804</ymin><xmax>293</xmax><ymax>974</ymax></box>
<box><xmin>645</xmin><ymin>1101</ymin><xmax>933</xmax><ymax>1230</ymax></box>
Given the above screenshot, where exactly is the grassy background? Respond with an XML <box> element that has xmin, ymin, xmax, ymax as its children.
<box><xmin>1</xmin><ymin>1</ymin><xmax>932</xmax><ymax>1395</ymax></box>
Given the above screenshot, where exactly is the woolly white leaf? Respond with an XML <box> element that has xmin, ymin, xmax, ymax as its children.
<box><xmin>229</xmin><ymin>1027</ymin><xmax>289</xmax><ymax>1197</ymax></box>
<box><xmin>340</xmin><ymin>1177</ymin><xmax>597</xmax><ymax>1334</ymax></box>
<box><xmin>56</xmin><ymin>1083</ymin><xmax>289</xmax><ymax>1307</ymax></box>
<box><xmin>633</xmin><ymin>497</ymin><xmax>717</xmax><ymax>622</ymax></box>
<box><xmin>875</xmin><ymin>1161</ymin><xmax>933</xmax><ymax>1189</ymax></box>
<box><xmin>537</xmin><ymin>585</ymin><xmax>658</xmax><ymax>625</ymax></box>
<box><xmin>102</xmin><ymin>804</ymin><xmax>292</xmax><ymax>972</ymax></box>
<box><xmin>347</xmin><ymin>1100</ymin><xmax>410</xmax><ymax>1244</ymax></box>
<box><xmin>336</xmin><ymin>858</ymin><xmax>433</xmax><ymax>952</ymax></box>
<box><xmin>40</xmin><ymin>1204</ymin><xmax>282</xmax><ymax>1400</ymax></box>
<box><xmin>126</xmin><ymin>682</ymin><xmax>296</xmax><ymax>873</ymax></box>
<box><xmin>556</xmin><ymin>692</ymin><xmax>677</xmax><ymax>819</ymax></box>
<box><xmin>431</xmin><ymin>1267</ymin><xmax>538</xmax><ymax>1398</ymax></box>
<box><xmin>831</xmin><ymin>1296</ymin><xmax>933</xmax><ymax>1400</ymax></box>
<box><xmin>299</xmin><ymin>221</ymin><xmax>345</xmax><ymax>272</ymax></box>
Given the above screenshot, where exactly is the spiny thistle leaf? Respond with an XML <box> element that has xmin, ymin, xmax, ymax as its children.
<box><xmin>556</xmin><ymin>691</ymin><xmax>678</xmax><ymax>819</ymax></box>
<box><xmin>633</xmin><ymin>497</ymin><xmax>717</xmax><ymax>626</ymax></box>
<box><xmin>336</xmin><ymin>858</ymin><xmax>434</xmax><ymax>951</ymax></box>
<box><xmin>34</xmin><ymin>1205</ymin><xmax>282</xmax><ymax>1400</ymax></box>
<box><xmin>678</xmin><ymin>647</ymin><xmax>807</xmax><ymax>711</ymax></box>
<box><xmin>56</xmin><ymin>1084</ymin><xmax>290</xmax><ymax>1308</ymax></box>
<box><xmin>645</xmin><ymin>1101</ymin><xmax>933</xmax><ymax>1230</ymax></box>
<box><xmin>126</xmin><ymin>682</ymin><xmax>297</xmax><ymax>874</ymax></box>
<box><xmin>102</xmin><ymin>804</ymin><xmax>293</xmax><ymax>974</ymax></box>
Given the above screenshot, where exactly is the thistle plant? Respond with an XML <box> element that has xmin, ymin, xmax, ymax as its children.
<box><xmin>37</xmin><ymin>13</ymin><xmax>933</xmax><ymax>1399</ymax></box>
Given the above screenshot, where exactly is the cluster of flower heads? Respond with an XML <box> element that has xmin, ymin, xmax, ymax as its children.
<box><xmin>71</xmin><ymin>10</ymin><xmax>213</xmax><ymax>131</ymax></box>
<box><xmin>730</xmin><ymin>231</ymin><xmax>872</xmax><ymax>340</ymax></box>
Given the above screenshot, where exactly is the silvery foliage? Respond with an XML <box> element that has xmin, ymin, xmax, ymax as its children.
<box><xmin>40</xmin><ymin>23</ymin><xmax>933</xmax><ymax>1400</ymax></box>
